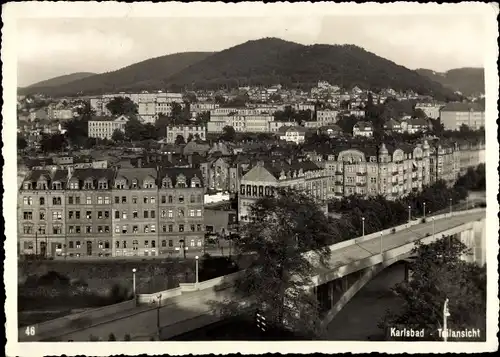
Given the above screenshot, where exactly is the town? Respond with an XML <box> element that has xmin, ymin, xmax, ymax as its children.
<box><xmin>16</xmin><ymin>82</ymin><xmax>486</xmax><ymax>259</ymax></box>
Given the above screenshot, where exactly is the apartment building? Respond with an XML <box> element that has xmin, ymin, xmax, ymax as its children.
<box><xmin>166</xmin><ymin>125</ymin><xmax>207</xmax><ymax>143</ymax></box>
<box><xmin>88</xmin><ymin>115</ymin><xmax>129</xmax><ymax>140</ymax></box>
<box><xmin>353</xmin><ymin>121</ymin><xmax>373</xmax><ymax>137</ymax></box>
<box><xmin>18</xmin><ymin>169</ymin><xmax>68</xmax><ymax>257</ymax></box>
<box><xmin>406</xmin><ymin>118</ymin><xmax>430</xmax><ymax>134</ymax></box>
<box><xmin>158</xmin><ymin>168</ymin><xmax>205</xmax><ymax>254</ymax></box>
<box><xmin>48</xmin><ymin>107</ymin><xmax>74</xmax><ymax>121</ymax></box>
<box><xmin>65</xmin><ymin>168</ymin><xmax>115</xmax><ymax>257</ymax></box>
<box><xmin>190</xmin><ymin>102</ymin><xmax>220</xmax><ymax>114</ymax></box>
<box><xmin>112</xmin><ymin>168</ymin><xmax>159</xmax><ymax>257</ymax></box>
<box><xmin>238</xmin><ymin>159</ymin><xmax>328</xmax><ymax>221</ymax></box>
<box><xmin>207</xmin><ymin>113</ymin><xmax>274</xmax><ymax>133</ymax></box>
<box><xmin>316</xmin><ymin>109</ymin><xmax>339</xmax><ymax>125</ymax></box>
<box><xmin>439</xmin><ymin>102</ymin><xmax>485</xmax><ymax>130</ymax></box>
<box><xmin>268</xmin><ymin>121</ymin><xmax>296</xmax><ymax>133</ymax></box>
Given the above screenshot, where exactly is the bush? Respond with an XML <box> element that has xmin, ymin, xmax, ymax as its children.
<box><xmin>391</xmin><ymin>228</ymin><xmax>396</xmax><ymax>234</ymax></box>
<box><xmin>108</xmin><ymin>333</ymin><xmax>116</xmax><ymax>341</ymax></box>
<box><xmin>124</xmin><ymin>334</ymin><xmax>131</xmax><ymax>341</ymax></box>
<box><xmin>37</xmin><ymin>271</ymin><xmax>70</xmax><ymax>287</ymax></box>
<box><xmin>108</xmin><ymin>283</ymin><xmax>132</xmax><ymax>304</ymax></box>
<box><xmin>421</xmin><ymin>218</ymin><xmax>426</xmax><ymax>224</ymax></box>
<box><xmin>89</xmin><ymin>334</ymin><xmax>100</xmax><ymax>341</ymax></box>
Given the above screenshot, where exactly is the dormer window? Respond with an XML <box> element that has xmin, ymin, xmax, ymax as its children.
<box><xmin>23</xmin><ymin>182</ymin><xmax>32</xmax><ymax>190</ymax></box>
<box><xmin>84</xmin><ymin>180</ymin><xmax>94</xmax><ymax>189</ymax></box>
<box><xmin>162</xmin><ymin>178</ymin><xmax>172</xmax><ymax>188</ymax></box>
<box><xmin>191</xmin><ymin>177</ymin><xmax>201</xmax><ymax>188</ymax></box>
<box><xmin>37</xmin><ymin>180</ymin><xmax>48</xmax><ymax>190</ymax></box>
<box><xmin>98</xmin><ymin>180</ymin><xmax>108</xmax><ymax>190</ymax></box>
<box><xmin>52</xmin><ymin>181</ymin><xmax>62</xmax><ymax>190</ymax></box>
<box><xmin>132</xmin><ymin>179</ymin><xmax>138</xmax><ymax>189</ymax></box>
<box><xmin>143</xmin><ymin>180</ymin><xmax>154</xmax><ymax>189</ymax></box>
<box><xmin>176</xmin><ymin>175</ymin><xmax>186</xmax><ymax>188</ymax></box>
<box><xmin>69</xmin><ymin>181</ymin><xmax>79</xmax><ymax>190</ymax></box>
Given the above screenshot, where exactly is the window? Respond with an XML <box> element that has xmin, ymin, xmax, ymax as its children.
<box><xmin>98</xmin><ymin>241</ymin><xmax>103</xmax><ymax>249</ymax></box>
<box><xmin>23</xmin><ymin>211</ymin><xmax>33</xmax><ymax>220</ymax></box>
<box><xmin>197</xmin><ymin>224</ymin><xmax>202</xmax><ymax>231</ymax></box>
<box><xmin>168</xmin><ymin>195</ymin><xmax>173</xmax><ymax>203</ymax></box>
<box><xmin>105</xmin><ymin>226</ymin><xmax>110</xmax><ymax>233</ymax></box>
<box><xmin>52</xmin><ymin>197</ymin><xmax>62</xmax><ymax>205</ymax></box>
<box><xmin>161</xmin><ymin>210</ymin><xmax>167</xmax><ymax>218</ymax></box>
<box><xmin>53</xmin><ymin>226</ymin><xmax>62</xmax><ymax>234</ymax></box>
<box><xmin>162</xmin><ymin>225</ymin><xmax>167</xmax><ymax>233</ymax></box>
<box><xmin>144</xmin><ymin>197</ymin><xmax>148</xmax><ymax>204</ymax></box>
<box><xmin>133</xmin><ymin>225</ymin><xmax>138</xmax><ymax>233</ymax></box>
<box><xmin>115</xmin><ymin>211</ymin><xmax>120</xmax><ymax>219</ymax></box>
<box><xmin>115</xmin><ymin>225</ymin><xmax>120</xmax><ymax>233</ymax></box>
<box><xmin>168</xmin><ymin>240</ymin><xmax>173</xmax><ymax>247</ymax></box>
<box><xmin>168</xmin><ymin>210</ymin><xmax>173</xmax><ymax>218</ymax></box>
<box><xmin>76</xmin><ymin>241</ymin><xmax>81</xmax><ymax>249</ymax></box>
<box><xmin>144</xmin><ymin>225</ymin><xmax>149</xmax><ymax>233</ymax></box>
<box><xmin>98</xmin><ymin>211</ymin><xmax>103</xmax><ymax>219</ymax></box>
<box><xmin>39</xmin><ymin>197</ymin><xmax>45</xmax><ymax>205</ymax></box>
<box><xmin>23</xmin><ymin>197</ymin><xmax>33</xmax><ymax>206</ymax></box>
<box><xmin>162</xmin><ymin>240</ymin><xmax>167</xmax><ymax>247</ymax></box>
<box><xmin>189</xmin><ymin>209</ymin><xmax>195</xmax><ymax>217</ymax></box>
<box><xmin>122</xmin><ymin>212</ymin><xmax>127</xmax><ymax>219</ymax></box>
<box><xmin>151</xmin><ymin>240</ymin><xmax>156</xmax><ymax>248</ymax></box>
<box><xmin>68</xmin><ymin>196</ymin><xmax>73</xmax><ymax>205</ymax></box>
<box><xmin>168</xmin><ymin>224</ymin><xmax>173</xmax><ymax>232</ymax></box>
<box><xmin>145</xmin><ymin>240</ymin><xmax>149</xmax><ymax>247</ymax></box>
<box><xmin>104</xmin><ymin>211</ymin><xmax>109</xmax><ymax>218</ymax></box>
<box><xmin>52</xmin><ymin>211</ymin><xmax>62</xmax><ymax>221</ymax></box>
<box><xmin>86</xmin><ymin>211</ymin><xmax>92</xmax><ymax>219</ymax></box>
<box><xmin>122</xmin><ymin>225</ymin><xmax>128</xmax><ymax>234</ymax></box>
<box><xmin>69</xmin><ymin>226</ymin><xmax>74</xmax><ymax>234</ymax></box>
<box><xmin>104</xmin><ymin>196</ymin><xmax>110</xmax><ymax>204</ymax></box>
<box><xmin>104</xmin><ymin>241</ymin><xmax>110</xmax><ymax>249</ymax></box>
<box><xmin>144</xmin><ymin>211</ymin><xmax>149</xmax><ymax>219</ymax></box>
<box><xmin>161</xmin><ymin>196</ymin><xmax>166</xmax><ymax>204</ymax></box>
<box><xmin>151</xmin><ymin>197</ymin><xmax>155</xmax><ymax>204</ymax></box>
<box><xmin>151</xmin><ymin>225</ymin><xmax>156</xmax><ymax>233</ymax></box>
<box><xmin>98</xmin><ymin>181</ymin><xmax>108</xmax><ymax>190</ymax></box>
<box><xmin>178</xmin><ymin>195</ymin><xmax>184</xmax><ymax>203</ymax></box>
<box><xmin>114</xmin><ymin>196</ymin><xmax>119</xmax><ymax>204</ymax></box>
<box><xmin>75</xmin><ymin>197</ymin><xmax>80</xmax><ymax>205</ymax></box>
<box><xmin>75</xmin><ymin>226</ymin><xmax>81</xmax><ymax>233</ymax></box>
<box><xmin>196</xmin><ymin>209</ymin><xmax>202</xmax><ymax>217</ymax></box>
<box><xmin>151</xmin><ymin>210</ymin><xmax>155</xmax><ymax>219</ymax></box>
<box><xmin>123</xmin><ymin>241</ymin><xmax>127</xmax><ymax>249</ymax></box>
<box><xmin>197</xmin><ymin>195</ymin><xmax>202</xmax><ymax>203</ymax></box>
<box><xmin>98</xmin><ymin>226</ymin><xmax>103</xmax><ymax>233</ymax></box>
<box><xmin>69</xmin><ymin>241</ymin><xmax>74</xmax><ymax>249</ymax></box>
<box><xmin>190</xmin><ymin>224</ymin><xmax>195</xmax><ymax>232</ymax></box>
<box><xmin>133</xmin><ymin>210</ymin><xmax>138</xmax><ymax>218</ymax></box>
<box><xmin>121</xmin><ymin>196</ymin><xmax>127</xmax><ymax>204</ymax></box>
<box><xmin>132</xmin><ymin>196</ymin><xmax>137</xmax><ymax>204</ymax></box>
<box><xmin>179</xmin><ymin>224</ymin><xmax>184</xmax><ymax>232</ymax></box>
<box><xmin>190</xmin><ymin>195</ymin><xmax>195</xmax><ymax>203</ymax></box>
<box><xmin>23</xmin><ymin>225</ymin><xmax>33</xmax><ymax>234</ymax></box>
<box><xmin>86</xmin><ymin>197</ymin><xmax>92</xmax><ymax>205</ymax></box>
<box><xmin>86</xmin><ymin>226</ymin><xmax>92</xmax><ymax>233</ymax></box>
<box><xmin>98</xmin><ymin>196</ymin><xmax>103</xmax><ymax>204</ymax></box>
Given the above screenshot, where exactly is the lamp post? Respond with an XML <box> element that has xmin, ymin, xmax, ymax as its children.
<box><xmin>132</xmin><ymin>268</ymin><xmax>137</xmax><ymax>297</ymax></box>
<box><xmin>156</xmin><ymin>293</ymin><xmax>162</xmax><ymax>340</ymax></box>
<box><xmin>423</xmin><ymin>202</ymin><xmax>426</xmax><ymax>219</ymax></box>
<box><xmin>361</xmin><ymin>217</ymin><xmax>365</xmax><ymax>238</ymax></box>
<box><xmin>380</xmin><ymin>232</ymin><xmax>383</xmax><ymax>254</ymax></box>
<box><xmin>195</xmin><ymin>256</ymin><xmax>199</xmax><ymax>286</ymax></box>
<box><xmin>449</xmin><ymin>198</ymin><xmax>452</xmax><ymax>215</ymax></box>
<box><xmin>408</xmin><ymin>205</ymin><xmax>411</xmax><ymax>223</ymax></box>
<box><xmin>432</xmin><ymin>217</ymin><xmax>435</xmax><ymax>239</ymax></box>
<box><xmin>443</xmin><ymin>298</ymin><xmax>450</xmax><ymax>342</ymax></box>
<box><xmin>466</xmin><ymin>196</ymin><xmax>469</xmax><ymax>210</ymax></box>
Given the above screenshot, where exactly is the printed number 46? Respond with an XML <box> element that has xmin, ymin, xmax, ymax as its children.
<box><xmin>25</xmin><ymin>326</ymin><xmax>36</xmax><ymax>336</ymax></box>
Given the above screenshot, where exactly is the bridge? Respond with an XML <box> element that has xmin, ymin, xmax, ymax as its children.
<box><xmin>20</xmin><ymin>208</ymin><xmax>486</xmax><ymax>342</ymax></box>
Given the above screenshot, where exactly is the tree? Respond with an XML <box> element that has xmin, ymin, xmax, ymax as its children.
<box><xmin>336</xmin><ymin>115</ymin><xmax>358</xmax><ymax>134</ymax></box>
<box><xmin>379</xmin><ymin>236</ymin><xmax>486</xmax><ymax>341</ymax></box>
<box><xmin>214</xmin><ymin>94</ymin><xmax>226</xmax><ymax>105</ymax></box>
<box><xmin>124</xmin><ymin>117</ymin><xmax>145</xmax><ymax>142</ymax></box>
<box><xmin>183</xmin><ymin>92</ymin><xmax>198</xmax><ymax>103</ymax></box>
<box><xmin>196</xmin><ymin>111</ymin><xmax>210</xmax><ymax>125</ymax></box>
<box><xmin>175</xmin><ymin>135</ymin><xmax>186</xmax><ymax>145</ymax></box>
<box><xmin>269</xmin><ymin>93</ymin><xmax>283</xmax><ymax>102</ymax></box>
<box><xmin>111</xmin><ymin>129</ymin><xmax>126</xmax><ymax>143</ymax></box>
<box><xmin>186</xmin><ymin>133</ymin><xmax>194</xmax><ymax>142</ymax></box>
<box><xmin>228</xmin><ymin>188</ymin><xmax>339</xmax><ymax>337</ymax></box>
<box><xmin>40</xmin><ymin>133</ymin><xmax>66</xmax><ymax>153</ymax></box>
<box><xmin>108</xmin><ymin>333</ymin><xmax>116</xmax><ymax>341</ymax></box>
<box><xmin>221</xmin><ymin>126</ymin><xmax>236</xmax><ymax>142</ymax></box>
<box><xmin>105</xmin><ymin>97</ymin><xmax>138</xmax><ymax>116</ymax></box>
<box><xmin>413</xmin><ymin>108</ymin><xmax>428</xmax><ymax>119</ymax></box>
<box><xmin>17</xmin><ymin>135</ymin><xmax>28</xmax><ymax>150</ymax></box>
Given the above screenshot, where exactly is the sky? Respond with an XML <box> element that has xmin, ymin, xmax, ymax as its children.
<box><xmin>16</xmin><ymin>12</ymin><xmax>489</xmax><ymax>87</ymax></box>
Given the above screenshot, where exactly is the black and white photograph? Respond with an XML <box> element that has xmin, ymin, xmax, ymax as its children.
<box><xmin>3</xmin><ymin>2</ymin><xmax>499</xmax><ymax>355</ymax></box>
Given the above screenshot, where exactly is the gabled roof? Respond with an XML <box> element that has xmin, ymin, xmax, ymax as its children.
<box><xmin>158</xmin><ymin>167</ymin><xmax>204</xmax><ymax>187</ymax></box>
<box><xmin>115</xmin><ymin>168</ymin><xmax>157</xmax><ymax>182</ymax></box>
<box><xmin>69</xmin><ymin>168</ymin><xmax>115</xmax><ymax>182</ymax></box>
<box><xmin>440</xmin><ymin>102</ymin><xmax>485</xmax><ymax>112</ymax></box>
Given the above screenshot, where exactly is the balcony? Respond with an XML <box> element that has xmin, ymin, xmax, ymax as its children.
<box><xmin>357</xmin><ymin>172</ymin><xmax>367</xmax><ymax>176</ymax></box>
<box><xmin>356</xmin><ymin>182</ymin><xmax>366</xmax><ymax>186</ymax></box>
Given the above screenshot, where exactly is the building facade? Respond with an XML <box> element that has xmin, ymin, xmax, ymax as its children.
<box><xmin>439</xmin><ymin>103</ymin><xmax>485</xmax><ymax>131</ymax></box>
<box><xmin>166</xmin><ymin>125</ymin><xmax>207</xmax><ymax>143</ymax></box>
<box><xmin>88</xmin><ymin>115</ymin><xmax>129</xmax><ymax>140</ymax></box>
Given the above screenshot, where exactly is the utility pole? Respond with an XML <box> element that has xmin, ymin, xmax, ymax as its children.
<box><xmin>156</xmin><ymin>294</ymin><xmax>162</xmax><ymax>340</ymax></box>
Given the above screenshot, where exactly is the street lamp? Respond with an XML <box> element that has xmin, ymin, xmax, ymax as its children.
<box><xmin>432</xmin><ymin>217</ymin><xmax>435</xmax><ymax>239</ymax></box>
<box><xmin>361</xmin><ymin>217</ymin><xmax>365</xmax><ymax>238</ymax></box>
<box><xmin>380</xmin><ymin>232</ymin><xmax>383</xmax><ymax>254</ymax></box>
<box><xmin>423</xmin><ymin>202</ymin><xmax>426</xmax><ymax>219</ymax></box>
<box><xmin>443</xmin><ymin>298</ymin><xmax>450</xmax><ymax>342</ymax></box>
<box><xmin>156</xmin><ymin>293</ymin><xmax>162</xmax><ymax>340</ymax></box>
<box><xmin>466</xmin><ymin>196</ymin><xmax>469</xmax><ymax>210</ymax></box>
<box><xmin>195</xmin><ymin>256</ymin><xmax>199</xmax><ymax>286</ymax></box>
<box><xmin>449</xmin><ymin>198</ymin><xmax>452</xmax><ymax>215</ymax></box>
<box><xmin>132</xmin><ymin>268</ymin><xmax>137</xmax><ymax>296</ymax></box>
<box><xmin>408</xmin><ymin>205</ymin><xmax>411</xmax><ymax>223</ymax></box>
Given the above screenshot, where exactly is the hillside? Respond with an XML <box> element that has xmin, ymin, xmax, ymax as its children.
<box><xmin>166</xmin><ymin>38</ymin><xmax>458</xmax><ymax>100</ymax></box>
<box><xmin>19</xmin><ymin>38</ymin><xmax>458</xmax><ymax>100</ymax></box>
<box><xmin>18</xmin><ymin>52</ymin><xmax>213</xmax><ymax>97</ymax></box>
<box><xmin>415</xmin><ymin>67</ymin><xmax>484</xmax><ymax>96</ymax></box>
<box><xmin>26</xmin><ymin>72</ymin><xmax>96</xmax><ymax>88</ymax></box>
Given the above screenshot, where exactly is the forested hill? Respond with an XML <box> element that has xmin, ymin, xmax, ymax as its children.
<box><xmin>415</xmin><ymin>67</ymin><xmax>484</xmax><ymax>97</ymax></box>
